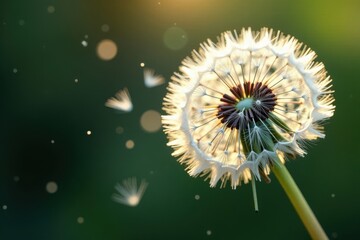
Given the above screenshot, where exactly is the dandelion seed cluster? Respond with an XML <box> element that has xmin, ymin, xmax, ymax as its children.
<box><xmin>162</xmin><ymin>28</ymin><xmax>335</xmax><ymax>188</ymax></box>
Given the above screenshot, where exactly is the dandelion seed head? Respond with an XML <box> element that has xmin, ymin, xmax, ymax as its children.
<box><xmin>112</xmin><ymin>178</ymin><xmax>148</xmax><ymax>207</ymax></box>
<box><xmin>162</xmin><ymin>28</ymin><xmax>335</xmax><ymax>188</ymax></box>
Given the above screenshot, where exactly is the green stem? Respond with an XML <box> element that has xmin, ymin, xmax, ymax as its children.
<box><xmin>271</xmin><ymin>163</ymin><xmax>328</xmax><ymax>240</ymax></box>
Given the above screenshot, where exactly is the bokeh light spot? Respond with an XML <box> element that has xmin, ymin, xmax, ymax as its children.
<box><xmin>2</xmin><ymin>205</ymin><xmax>7</xmax><ymax>210</ymax></box>
<box><xmin>86</xmin><ymin>130</ymin><xmax>92</xmax><ymax>136</ymax></box>
<box><xmin>195</xmin><ymin>194</ymin><xmax>200</xmax><ymax>200</ymax></box>
<box><xmin>163</xmin><ymin>27</ymin><xmax>188</xmax><ymax>50</ymax></box>
<box><xmin>116</xmin><ymin>126</ymin><xmax>124</xmax><ymax>134</ymax></box>
<box><xmin>47</xmin><ymin>5</ymin><xmax>55</xmax><ymax>13</ymax></box>
<box><xmin>140</xmin><ymin>110</ymin><xmax>161</xmax><ymax>133</ymax></box>
<box><xmin>96</xmin><ymin>39</ymin><xmax>117</xmax><ymax>61</ymax></box>
<box><xmin>125</xmin><ymin>140</ymin><xmax>134</xmax><ymax>149</ymax></box>
<box><xmin>13</xmin><ymin>176</ymin><xmax>20</xmax><ymax>182</ymax></box>
<box><xmin>46</xmin><ymin>181</ymin><xmax>58</xmax><ymax>194</ymax></box>
<box><xmin>140</xmin><ymin>62</ymin><xmax>145</xmax><ymax>68</ymax></box>
<box><xmin>77</xmin><ymin>216</ymin><xmax>84</xmax><ymax>224</ymax></box>
<box><xmin>101</xmin><ymin>24</ymin><xmax>110</xmax><ymax>32</ymax></box>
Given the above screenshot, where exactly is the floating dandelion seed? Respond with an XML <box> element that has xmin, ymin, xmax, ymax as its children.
<box><xmin>105</xmin><ymin>88</ymin><xmax>133</xmax><ymax>112</ymax></box>
<box><xmin>162</xmin><ymin>27</ymin><xmax>334</xmax><ymax>189</ymax></box>
<box><xmin>144</xmin><ymin>68</ymin><xmax>165</xmax><ymax>88</ymax></box>
<box><xmin>162</xmin><ymin>27</ymin><xmax>334</xmax><ymax>239</ymax></box>
<box><xmin>112</xmin><ymin>178</ymin><xmax>148</xmax><ymax>207</ymax></box>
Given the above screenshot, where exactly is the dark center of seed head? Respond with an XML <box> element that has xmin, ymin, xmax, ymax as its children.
<box><xmin>216</xmin><ymin>82</ymin><xmax>277</xmax><ymax>130</ymax></box>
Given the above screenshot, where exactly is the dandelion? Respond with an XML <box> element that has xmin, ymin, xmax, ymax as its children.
<box><xmin>105</xmin><ymin>88</ymin><xmax>133</xmax><ymax>112</ymax></box>
<box><xmin>144</xmin><ymin>68</ymin><xmax>165</xmax><ymax>88</ymax></box>
<box><xmin>112</xmin><ymin>178</ymin><xmax>148</xmax><ymax>207</ymax></box>
<box><xmin>162</xmin><ymin>27</ymin><xmax>334</xmax><ymax>239</ymax></box>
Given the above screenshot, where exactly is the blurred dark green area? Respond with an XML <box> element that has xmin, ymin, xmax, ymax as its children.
<box><xmin>1</xmin><ymin>0</ymin><xmax>359</xmax><ymax>239</ymax></box>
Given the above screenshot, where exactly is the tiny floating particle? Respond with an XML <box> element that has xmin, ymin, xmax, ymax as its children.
<box><xmin>81</xmin><ymin>40</ymin><xmax>88</xmax><ymax>47</ymax></box>
<box><xmin>206</xmin><ymin>230</ymin><xmax>212</xmax><ymax>236</ymax></box>
<box><xmin>195</xmin><ymin>194</ymin><xmax>200</xmax><ymax>200</ymax></box>
<box><xmin>86</xmin><ymin>130</ymin><xmax>92</xmax><ymax>136</ymax></box>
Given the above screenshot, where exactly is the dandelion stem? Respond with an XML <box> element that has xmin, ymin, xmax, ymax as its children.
<box><xmin>251</xmin><ymin>175</ymin><xmax>259</xmax><ymax>212</ymax></box>
<box><xmin>271</xmin><ymin>163</ymin><xmax>328</xmax><ymax>240</ymax></box>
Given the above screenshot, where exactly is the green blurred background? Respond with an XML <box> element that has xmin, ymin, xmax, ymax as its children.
<box><xmin>1</xmin><ymin>0</ymin><xmax>359</xmax><ymax>239</ymax></box>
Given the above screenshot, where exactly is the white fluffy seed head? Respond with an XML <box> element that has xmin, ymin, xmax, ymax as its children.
<box><xmin>162</xmin><ymin>27</ymin><xmax>335</xmax><ymax>189</ymax></box>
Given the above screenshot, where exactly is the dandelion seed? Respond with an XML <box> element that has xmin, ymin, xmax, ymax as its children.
<box><xmin>105</xmin><ymin>88</ymin><xmax>133</xmax><ymax>112</ymax></box>
<box><xmin>144</xmin><ymin>68</ymin><xmax>165</xmax><ymax>88</ymax></box>
<box><xmin>112</xmin><ymin>178</ymin><xmax>148</xmax><ymax>207</ymax></box>
<box><xmin>162</xmin><ymin>27</ymin><xmax>335</xmax><ymax>189</ymax></box>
